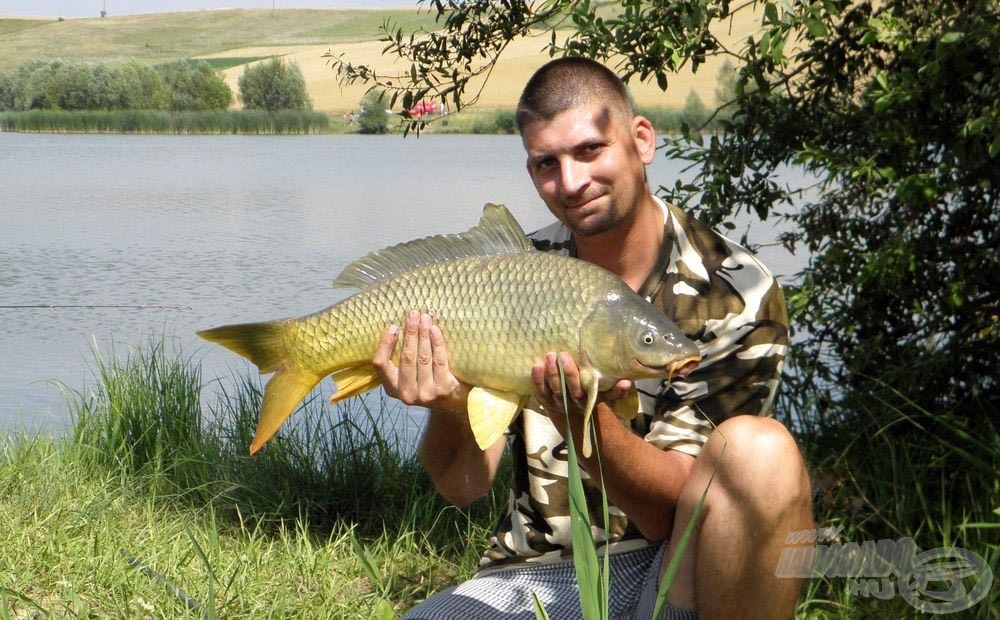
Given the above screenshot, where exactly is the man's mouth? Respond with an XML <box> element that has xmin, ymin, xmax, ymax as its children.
<box><xmin>564</xmin><ymin>194</ymin><xmax>604</xmax><ymax>210</ymax></box>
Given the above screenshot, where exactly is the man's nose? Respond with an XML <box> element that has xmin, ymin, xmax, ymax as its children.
<box><xmin>559</xmin><ymin>158</ymin><xmax>589</xmax><ymax>196</ymax></box>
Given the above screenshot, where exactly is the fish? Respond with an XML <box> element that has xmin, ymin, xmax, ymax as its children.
<box><xmin>198</xmin><ymin>203</ymin><xmax>700</xmax><ymax>456</ymax></box>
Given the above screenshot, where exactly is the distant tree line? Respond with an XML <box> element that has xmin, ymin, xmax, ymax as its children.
<box><xmin>0</xmin><ymin>57</ymin><xmax>313</xmax><ymax>114</ymax></box>
<box><xmin>0</xmin><ymin>57</ymin><xmax>324</xmax><ymax>133</ymax></box>
<box><xmin>0</xmin><ymin>59</ymin><xmax>233</xmax><ymax>112</ymax></box>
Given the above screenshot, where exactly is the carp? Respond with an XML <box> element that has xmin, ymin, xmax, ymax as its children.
<box><xmin>198</xmin><ymin>204</ymin><xmax>700</xmax><ymax>456</ymax></box>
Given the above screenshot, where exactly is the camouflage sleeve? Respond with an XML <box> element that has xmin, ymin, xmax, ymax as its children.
<box><xmin>643</xmin><ymin>206</ymin><xmax>790</xmax><ymax>456</ymax></box>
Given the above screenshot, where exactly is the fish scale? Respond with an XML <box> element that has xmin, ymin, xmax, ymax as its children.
<box><xmin>289</xmin><ymin>252</ymin><xmax>598</xmax><ymax>395</ymax></box>
<box><xmin>198</xmin><ymin>204</ymin><xmax>700</xmax><ymax>455</ymax></box>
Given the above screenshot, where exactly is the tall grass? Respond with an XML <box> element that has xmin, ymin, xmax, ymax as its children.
<box><xmin>3</xmin><ymin>337</ymin><xmax>995</xmax><ymax>617</ymax></box>
<box><xmin>0</xmin><ymin>339</ymin><xmax>503</xmax><ymax>616</ymax></box>
<box><xmin>786</xmin><ymin>379</ymin><xmax>1000</xmax><ymax>618</ymax></box>
<box><xmin>0</xmin><ymin>109</ymin><xmax>330</xmax><ymax>134</ymax></box>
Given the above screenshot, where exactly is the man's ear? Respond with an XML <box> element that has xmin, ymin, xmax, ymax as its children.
<box><xmin>632</xmin><ymin>115</ymin><xmax>656</xmax><ymax>165</ymax></box>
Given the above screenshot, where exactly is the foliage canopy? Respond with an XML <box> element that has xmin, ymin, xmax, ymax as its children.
<box><xmin>358</xmin><ymin>90</ymin><xmax>390</xmax><ymax>134</ymax></box>
<box><xmin>333</xmin><ymin>5</ymin><xmax>999</xmax><ymax>607</ymax></box>
<box><xmin>0</xmin><ymin>59</ymin><xmax>231</xmax><ymax>112</ymax></box>
<box><xmin>238</xmin><ymin>57</ymin><xmax>312</xmax><ymax>112</ymax></box>
<box><xmin>333</xmin><ymin>0</ymin><xmax>998</xmax><ymax>423</ymax></box>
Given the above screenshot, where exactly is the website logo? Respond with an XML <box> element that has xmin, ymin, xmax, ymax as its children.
<box><xmin>776</xmin><ymin>531</ymin><xmax>993</xmax><ymax>614</ymax></box>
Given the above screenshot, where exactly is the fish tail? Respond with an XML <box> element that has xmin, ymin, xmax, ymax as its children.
<box><xmin>198</xmin><ymin>321</ymin><xmax>321</xmax><ymax>454</ymax></box>
<box><xmin>197</xmin><ymin>321</ymin><xmax>288</xmax><ymax>374</ymax></box>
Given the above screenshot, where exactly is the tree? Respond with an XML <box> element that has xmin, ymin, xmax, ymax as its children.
<box><xmin>679</xmin><ymin>90</ymin><xmax>707</xmax><ymax>129</ymax></box>
<box><xmin>160</xmin><ymin>60</ymin><xmax>233</xmax><ymax>111</ymax></box>
<box><xmin>331</xmin><ymin>4</ymin><xmax>999</xmax><ymax>604</ymax></box>
<box><xmin>53</xmin><ymin>62</ymin><xmax>92</xmax><ymax>110</ymax></box>
<box><xmin>332</xmin><ymin>0</ymin><xmax>998</xmax><ymax>420</ymax></box>
<box><xmin>713</xmin><ymin>59</ymin><xmax>737</xmax><ymax>107</ymax></box>
<box><xmin>238</xmin><ymin>57</ymin><xmax>311</xmax><ymax>112</ymax></box>
<box><xmin>357</xmin><ymin>89</ymin><xmax>389</xmax><ymax>134</ymax></box>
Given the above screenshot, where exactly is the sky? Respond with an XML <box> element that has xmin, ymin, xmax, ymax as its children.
<box><xmin>0</xmin><ymin>1</ymin><xmax>414</xmax><ymax>18</ymax></box>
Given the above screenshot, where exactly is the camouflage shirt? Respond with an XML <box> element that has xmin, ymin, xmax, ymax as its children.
<box><xmin>479</xmin><ymin>196</ymin><xmax>789</xmax><ymax>571</ymax></box>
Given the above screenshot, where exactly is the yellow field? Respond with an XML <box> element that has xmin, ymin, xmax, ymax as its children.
<box><xmin>1</xmin><ymin>7</ymin><xmax>761</xmax><ymax>114</ymax></box>
<box><xmin>207</xmin><ymin>9</ymin><xmax>760</xmax><ymax>114</ymax></box>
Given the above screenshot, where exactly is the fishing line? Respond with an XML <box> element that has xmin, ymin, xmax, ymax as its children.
<box><xmin>0</xmin><ymin>304</ymin><xmax>192</xmax><ymax>310</ymax></box>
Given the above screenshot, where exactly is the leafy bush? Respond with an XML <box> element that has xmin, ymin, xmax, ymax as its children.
<box><xmin>0</xmin><ymin>59</ymin><xmax>229</xmax><ymax>112</ymax></box>
<box><xmin>357</xmin><ymin>90</ymin><xmax>389</xmax><ymax>134</ymax></box>
<box><xmin>237</xmin><ymin>57</ymin><xmax>311</xmax><ymax>112</ymax></box>
<box><xmin>159</xmin><ymin>59</ymin><xmax>233</xmax><ymax>111</ymax></box>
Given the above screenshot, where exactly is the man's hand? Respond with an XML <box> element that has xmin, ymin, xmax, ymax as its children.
<box><xmin>374</xmin><ymin>311</ymin><xmax>502</xmax><ymax>507</ymax></box>
<box><xmin>373</xmin><ymin>310</ymin><xmax>470</xmax><ymax>412</ymax></box>
<box><xmin>531</xmin><ymin>351</ymin><xmax>632</xmax><ymax>419</ymax></box>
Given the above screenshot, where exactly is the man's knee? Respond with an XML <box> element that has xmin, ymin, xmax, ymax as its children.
<box><xmin>703</xmin><ymin>416</ymin><xmax>812</xmax><ymax>520</ymax></box>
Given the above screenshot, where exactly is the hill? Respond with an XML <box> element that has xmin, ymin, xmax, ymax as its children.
<box><xmin>0</xmin><ymin>8</ymin><xmax>757</xmax><ymax>114</ymax></box>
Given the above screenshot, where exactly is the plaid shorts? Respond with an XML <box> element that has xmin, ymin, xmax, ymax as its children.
<box><xmin>402</xmin><ymin>542</ymin><xmax>689</xmax><ymax>619</ymax></box>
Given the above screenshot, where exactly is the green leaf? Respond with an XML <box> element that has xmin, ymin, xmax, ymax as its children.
<box><xmin>532</xmin><ymin>592</ymin><xmax>552</xmax><ymax>620</ymax></box>
<box><xmin>557</xmin><ymin>357</ymin><xmax>607</xmax><ymax>620</ymax></box>
<box><xmin>373</xmin><ymin>598</ymin><xmax>396</xmax><ymax>620</ymax></box>
<box><xmin>804</xmin><ymin>17</ymin><xmax>828</xmax><ymax>38</ymax></box>
<box><xmin>940</xmin><ymin>31</ymin><xmax>965</xmax><ymax>44</ymax></box>
<box><xmin>989</xmin><ymin>135</ymin><xmax>1000</xmax><ymax>159</ymax></box>
<box><xmin>764</xmin><ymin>2</ymin><xmax>779</xmax><ymax>25</ymax></box>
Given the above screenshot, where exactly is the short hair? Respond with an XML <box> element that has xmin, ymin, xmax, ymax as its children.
<box><xmin>516</xmin><ymin>57</ymin><xmax>634</xmax><ymax>133</ymax></box>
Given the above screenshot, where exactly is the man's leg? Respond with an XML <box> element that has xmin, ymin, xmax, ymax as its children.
<box><xmin>663</xmin><ymin>416</ymin><xmax>814</xmax><ymax>619</ymax></box>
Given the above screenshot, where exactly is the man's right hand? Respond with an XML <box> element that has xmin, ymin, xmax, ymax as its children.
<box><xmin>372</xmin><ymin>310</ymin><xmax>470</xmax><ymax>412</ymax></box>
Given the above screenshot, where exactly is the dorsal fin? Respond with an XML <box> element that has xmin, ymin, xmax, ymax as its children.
<box><xmin>333</xmin><ymin>203</ymin><xmax>533</xmax><ymax>289</ymax></box>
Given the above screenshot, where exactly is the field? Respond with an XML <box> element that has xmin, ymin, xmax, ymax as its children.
<box><xmin>0</xmin><ymin>7</ymin><xmax>758</xmax><ymax>114</ymax></box>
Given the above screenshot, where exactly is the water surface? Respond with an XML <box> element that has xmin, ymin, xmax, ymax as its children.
<box><xmin>0</xmin><ymin>132</ymin><xmax>805</xmax><ymax>439</ymax></box>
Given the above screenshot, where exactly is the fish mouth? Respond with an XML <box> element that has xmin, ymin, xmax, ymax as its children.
<box><xmin>633</xmin><ymin>356</ymin><xmax>700</xmax><ymax>378</ymax></box>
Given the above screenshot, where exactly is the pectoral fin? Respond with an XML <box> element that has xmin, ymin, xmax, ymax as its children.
<box><xmin>611</xmin><ymin>385</ymin><xmax>640</xmax><ymax>421</ymax></box>
<box><xmin>329</xmin><ymin>365</ymin><xmax>381</xmax><ymax>405</ymax></box>
<box><xmin>467</xmin><ymin>387</ymin><xmax>523</xmax><ymax>450</ymax></box>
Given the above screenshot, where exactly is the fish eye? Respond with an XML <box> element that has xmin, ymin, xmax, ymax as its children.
<box><xmin>642</xmin><ymin>332</ymin><xmax>655</xmax><ymax>345</ymax></box>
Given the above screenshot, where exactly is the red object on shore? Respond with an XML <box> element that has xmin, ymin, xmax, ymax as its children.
<box><xmin>408</xmin><ymin>101</ymin><xmax>441</xmax><ymax>117</ymax></box>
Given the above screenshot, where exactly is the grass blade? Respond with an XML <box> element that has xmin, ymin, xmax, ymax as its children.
<box><xmin>653</xmin><ymin>424</ymin><xmax>725</xmax><ymax>619</ymax></box>
<box><xmin>557</xmin><ymin>356</ymin><xmax>607</xmax><ymax>620</ymax></box>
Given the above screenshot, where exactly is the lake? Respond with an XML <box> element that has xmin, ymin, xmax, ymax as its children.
<box><xmin>0</xmin><ymin>132</ymin><xmax>806</xmax><ymax>441</ymax></box>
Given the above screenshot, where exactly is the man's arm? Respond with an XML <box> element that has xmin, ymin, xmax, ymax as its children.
<box><xmin>373</xmin><ymin>311</ymin><xmax>505</xmax><ymax>507</ymax></box>
<box><xmin>531</xmin><ymin>352</ymin><xmax>695</xmax><ymax>541</ymax></box>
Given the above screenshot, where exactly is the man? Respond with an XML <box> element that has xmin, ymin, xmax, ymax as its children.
<box><xmin>372</xmin><ymin>58</ymin><xmax>814</xmax><ymax>619</ymax></box>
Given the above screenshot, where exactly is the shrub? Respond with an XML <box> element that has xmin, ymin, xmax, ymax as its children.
<box><xmin>160</xmin><ymin>59</ymin><xmax>233</xmax><ymax>111</ymax></box>
<box><xmin>357</xmin><ymin>90</ymin><xmax>389</xmax><ymax>134</ymax></box>
<box><xmin>238</xmin><ymin>57</ymin><xmax>311</xmax><ymax>112</ymax></box>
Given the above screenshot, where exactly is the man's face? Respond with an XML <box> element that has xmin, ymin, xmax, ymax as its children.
<box><xmin>521</xmin><ymin>101</ymin><xmax>655</xmax><ymax>238</ymax></box>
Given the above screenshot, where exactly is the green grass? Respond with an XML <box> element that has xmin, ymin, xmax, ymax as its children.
<box><xmin>782</xmin><ymin>383</ymin><xmax>1000</xmax><ymax>618</ymax></box>
<box><xmin>0</xmin><ymin>18</ymin><xmax>53</xmax><ymax>36</ymax></box>
<box><xmin>1</xmin><ymin>340</ymin><xmax>503</xmax><ymax>617</ymax></box>
<box><xmin>2</xmin><ymin>339</ymin><xmax>996</xmax><ymax>618</ymax></box>
<box><xmin>0</xmin><ymin>8</ymin><xmax>442</xmax><ymax>72</ymax></box>
<box><xmin>200</xmin><ymin>56</ymin><xmax>271</xmax><ymax>71</ymax></box>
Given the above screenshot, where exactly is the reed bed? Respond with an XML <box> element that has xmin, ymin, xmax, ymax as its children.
<box><xmin>0</xmin><ymin>109</ymin><xmax>331</xmax><ymax>134</ymax></box>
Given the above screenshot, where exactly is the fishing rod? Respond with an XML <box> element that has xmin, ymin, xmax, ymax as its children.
<box><xmin>0</xmin><ymin>304</ymin><xmax>192</xmax><ymax>310</ymax></box>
